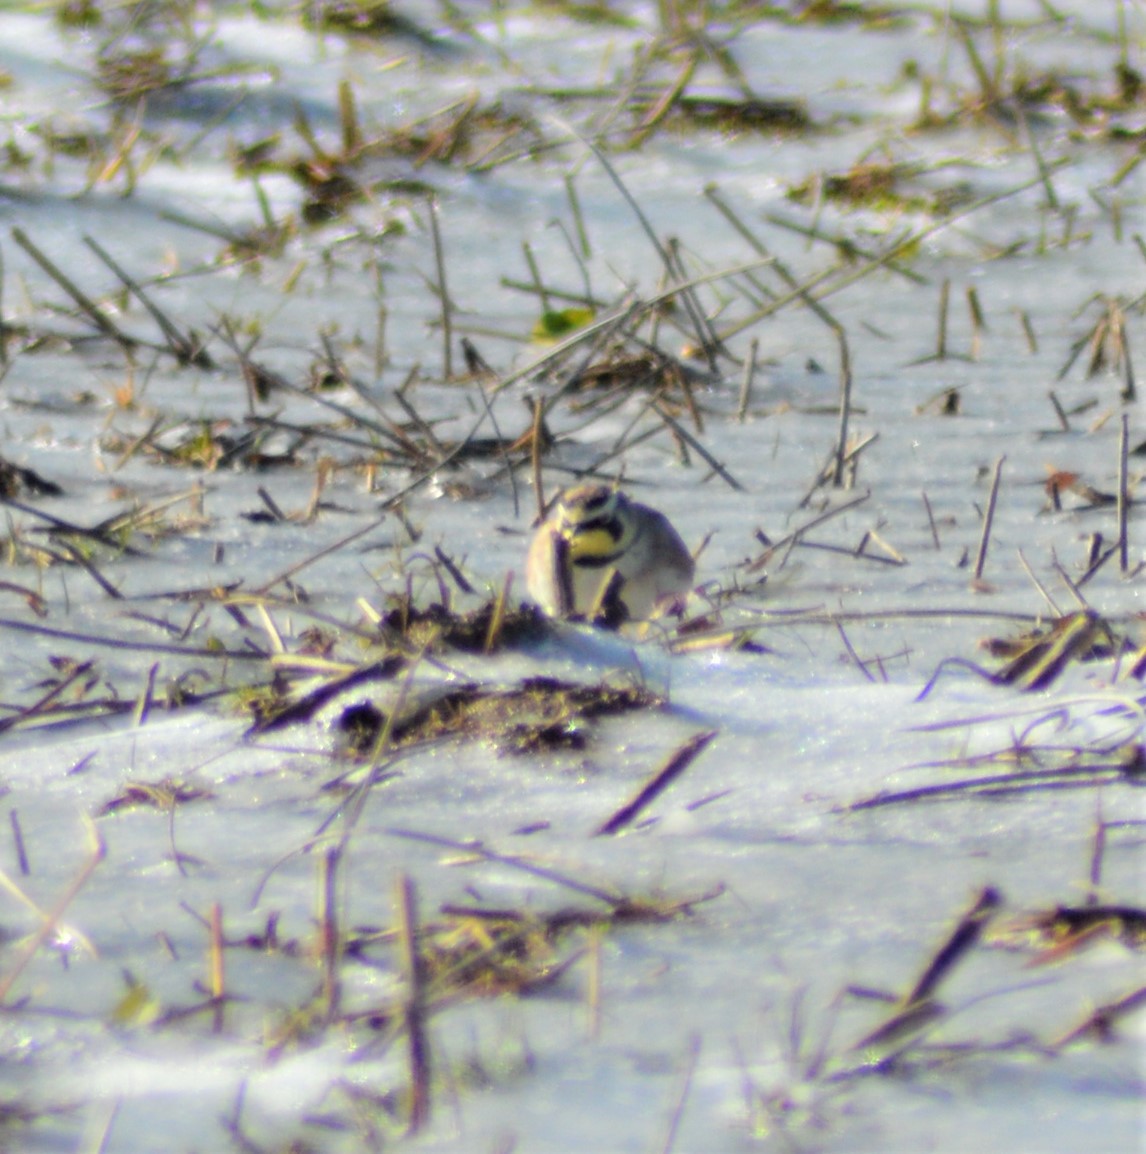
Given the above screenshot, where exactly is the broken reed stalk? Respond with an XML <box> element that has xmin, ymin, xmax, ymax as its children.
<box><xmin>522</xmin><ymin>240</ymin><xmax>549</xmax><ymax>311</ymax></box>
<box><xmin>1052</xmin><ymin>986</ymin><xmax>1146</xmax><ymax>1050</ymax></box>
<box><xmin>903</xmin><ymin>886</ymin><xmax>1000</xmax><ymax>1005</ymax></box>
<box><xmin>483</xmin><ymin>570</ymin><xmax>513</xmax><ymax>654</ymax></box>
<box><xmin>595</xmin><ymin>730</ymin><xmax>717</xmax><ymax>836</ymax></box>
<box><xmin>966</xmin><ymin>286</ymin><xmax>985</xmax><ymax>360</ymax></box>
<box><xmin>0</xmin><ymin>240</ymin><xmax>6</xmax><ymax>368</ymax></box>
<box><xmin>845</xmin><ymin>887</ymin><xmax>1001</xmax><ymax>1060</ymax></box>
<box><xmin>8</xmin><ymin>810</ymin><xmax>28</xmax><ymax>876</ymax></box>
<box><xmin>654</xmin><ymin>1032</ymin><xmax>702</xmax><ymax>1154</ymax></box>
<box><xmin>564</xmin><ymin>171</ymin><xmax>591</xmax><ymax>260</ymax></box>
<box><xmin>82</xmin><ymin>234</ymin><xmax>211</xmax><ymax>367</ymax></box>
<box><xmin>1016</xmin><ymin>547</ymin><xmax>1062</xmax><ymax>615</ymax></box>
<box><xmin>2</xmin><ymin>495</ymin><xmax>147</xmax><ymax>555</ymax></box>
<box><xmin>489</xmin><ymin>258</ymin><xmax>774</xmax><ymax>405</ymax></box>
<box><xmin>844</xmin><ymin>761</ymin><xmax>1135</xmax><ymax>810</ymax></box>
<box><xmin>736</xmin><ymin>336</ymin><xmax>758</xmax><ymax>422</ymax></box>
<box><xmin>651</xmin><ymin>403</ymin><xmax>744</xmax><ymax>491</ymax></box>
<box><xmin>53</xmin><ymin>541</ymin><xmax>124</xmax><ymax>600</ymax></box>
<box><xmin>717</xmin><ymin>164</ymin><xmax>1073</xmax><ymax>347</ymax></box>
<box><xmin>210</xmin><ymin>901</ymin><xmax>225</xmax><ymax>1033</ymax></box>
<box><xmin>10</xmin><ymin>227</ymin><xmax>137</xmax><ymax>352</ymax></box>
<box><xmin>702</xmin><ymin>184</ymin><xmax>853</xmax><ymax>483</ymax></box>
<box><xmin>461</xmin><ymin>338</ymin><xmax>520</xmax><ymax>517</ymax></box>
<box><xmin>1048</xmin><ymin>390</ymin><xmax>1070</xmax><ymax>431</ymax></box>
<box><xmin>395</xmin><ymin>873</ymin><xmax>431</xmax><ymax>1134</ymax></box>
<box><xmin>428</xmin><ymin>195</ymin><xmax>452</xmax><ymax>381</ymax></box>
<box><xmin>921</xmin><ymin>490</ymin><xmax>941</xmax><ymax>549</ymax></box>
<box><xmin>935</xmin><ymin>278</ymin><xmax>950</xmax><ymax>360</ymax></box>
<box><xmin>1117</xmin><ymin>413</ymin><xmax>1129</xmax><ymax>573</ymax></box>
<box><xmin>748</xmin><ymin>490</ymin><xmax>870</xmax><ymax>571</ymax></box>
<box><xmin>973</xmin><ymin>456</ymin><xmax>1005</xmax><ymax>583</ymax></box>
<box><xmin>319</xmin><ymin>847</ymin><xmax>342</xmax><ymax>1022</ymax></box>
<box><xmin>1020</xmin><ymin>102</ymin><xmax>1060</xmax><ymax>212</ymax></box>
<box><xmin>0</xmin><ymin>616</ymin><xmax>267</xmax><ymax>663</ymax></box>
<box><xmin>666</xmin><ymin>236</ymin><xmax>725</xmax><ymax>359</ymax></box>
<box><xmin>0</xmin><ymin>658</ymin><xmax>96</xmax><ymax>736</ymax></box>
<box><xmin>586</xmin><ymin>926</ymin><xmax>602</xmax><ymax>1040</ymax></box>
<box><xmin>558</xmin><ymin>119</ymin><xmax>722</xmax><ymax>368</ymax></box>
<box><xmin>1018</xmin><ymin>308</ymin><xmax>1038</xmax><ymax>353</ymax></box>
<box><xmin>0</xmin><ymin>821</ymin><xmax>105</xmax><ymax>1003</ymax></box>
<box><xmin>530</xmin><ymin>396</ymin><xmax>546</xmax><ymax>523</ymax></box>
<box><xmin>836</xmin><ymin>620</ymin><xmax>877</xmax><ymax>683</ymax></box>
<box><xmin>831</xmin><ymin>329</ymin><xmax>854</xmax><ymax>487</ymax></box>
<box><xmin>132</xmin><ymin>662</ymin><xmax>158</xmax><ymax>727</ymax></box>
<box><xmin>762</xmin><ymin>210</ymin><xmax>926</xmax><ymax>286</ymax></box>
<box><xmin>1087</xmin><ymin>806</ymin><xmax>1107</xmax><ymax>898</ymax></box>
<box><xmin>386</xmin><ymin>827</ymin><xmax>623</xmax><ymax>907</ymax></box>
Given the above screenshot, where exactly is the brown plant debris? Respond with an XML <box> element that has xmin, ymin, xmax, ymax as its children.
<box><xmin>98</xmin><ymin>777</ymin><xmax>214</xmax><ymax>815</ymax></box>
<box><xmin>101</xmin><ymin>420</ymin><xmax>305</xmax><ymax>472</ymax></box>
<box><xmin>377</xmin><ymin>598</ymin><xmax>552</xmax><ymax>653</ymax></box>
<box><xmin>95</xmin><ymin>47</ymin><xmax>174</xmax><ymax>103</ymax></box>
<box><xmin>918</xmin><ymin>610</ymin><xmax>1131</xmax><ymax>699</ymax></box>
<box><xmin>1058</xmin><ymin>295</ymin><xmax>1137</xmax><ymax>402</ymax></box>
<box><xmin>1043</xmin><ymin>468</ymin><xmax>1117</xmax><ymax>511</ymax></box>
<box><xmin>0</xmin><ymin>456</ymin><xmax>64</xmax><ymax>500</ymax></box>
<box><xmin>1052</xmin><ymin>986</ymin><xmax>1146</xmax><ymax>1049</ymax></box>
<box><xmin>673</xmin><ymin>94</ymin><xmax>812</xmax><ymax>133</ymax></box>
<box><xmin>979</xmin><ymin>610</ymin><xmax>1123</xmax><ymax>690</ymax></box>
<box><xmin>788</xmin><ymin>162</ymin><xmax>971</xmax><ymax>216</ymax></box>
<box><xmin>340</xmin><ymin>887</ymin><xmax>711</xmax><ymax>1004</ymax></box>
<box><xmin>255</xmin><ymin>96</ymin><xmax>544</xmax><ymax>221</ymax></box>
<box><xmin>841</xmin><ymin>887</ymin><xmax>1000</xmax><ymax>1068</ymax></box>
<box><xmin>335</xmin><ymin>676</ymin><xmax>662</xmax><ymax>758</ymax></box>
<box><xmin>986</xmin><ymin>904</ymin><xmax>1146</xmax><ymax>959</ymax></box>
<box><xmin>245</xmin><ymin>656</ymin><xmax>405</xmax><ymax>734</ymax></box>
<box><xmin>595</xmin><ymin>729</ymin><xmax>717</xmax><ymax>835</ymax></box>
<box><xmin>302</xmin><ymin>1</ymin><xmax>442</xmax><ymax>45</ymax></box>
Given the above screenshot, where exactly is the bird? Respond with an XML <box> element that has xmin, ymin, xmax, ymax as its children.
<box><xmin>526</xmin><ymin>483</ymin><xmax>694</xmax><ymax>624</ymax></box>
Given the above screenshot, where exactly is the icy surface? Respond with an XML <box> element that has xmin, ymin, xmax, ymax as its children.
<box><xmin>0</xmin><ymin>3</ymin><xmax>1142</xmax><ymax>1152</ymax></box>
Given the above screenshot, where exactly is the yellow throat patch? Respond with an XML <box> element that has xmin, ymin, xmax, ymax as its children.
<box><xmin>564</xmin><ymin>525</ymin><xmax>621</xmax><ymax>561</ymax></box>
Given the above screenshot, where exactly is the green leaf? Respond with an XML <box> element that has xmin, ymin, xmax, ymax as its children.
<box><xmin>531</xmin><ymin>307</ymin><xmax>594</xmax><ymax>343</ymax></box>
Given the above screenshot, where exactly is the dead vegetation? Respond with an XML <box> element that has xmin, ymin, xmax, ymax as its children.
<box><xmin>742</xmin><ymin>878</ymin><xmax>1144</xmax><ymax>1142</ymax></box>
<box><xmin>326</xmin><ymin>676</ymin><xmax>662</xmax><ymax>758</ymax></box>
<box><xmin>0</xmin><ymin>1</ymin><xmax>1140</xmax><ymax>1149</ymax></box>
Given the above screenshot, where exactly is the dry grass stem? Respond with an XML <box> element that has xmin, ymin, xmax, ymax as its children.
<box><xmin>0</xmin><ymin>820</ymin><xmax>105</xmax><ymax>1004</ymax></box>
<box><xmin>396</xmin><ymin>873</ymin><xmax>431</xmax><ymax>1133</ymax></box>
<box><xmin>595</xmin><ymin>730</ymin><xmax>717</xmax><ymax>836</ymax></box>
<box><xmin>973</xmin><ymin>456</ymin><xmax>1005</xmax><ymax>585</ymax></box>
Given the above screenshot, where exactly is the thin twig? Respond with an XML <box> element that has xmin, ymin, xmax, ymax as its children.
<box><xmin>83</xmin><ymin>234</ymin><xmax>212</xmax><ymax>367</ymax></box>
<box><xmin>428</xmin><ymin>196</ymin><xmax>452</xmax><ymax>380</ymax></box>
<box><xmin>396</xmin><ymin>873</ymin><xmax>431</xmax><ymax>1133</ymax></box>
<box><xmin>319</xmin><ymin>847</ymin><xmax>341</xmax><ymax>1023</ymax></box>
<box><xmin>595</xmin><ymin>731</ymin><xmax>717</xmax><ymax>836</ymax></box>
<box><xmin>904</xmin><ymin>887</ymin><xmax>1000</xmax><ymax>1005</ymax></box>
<box><xmin>651</xmin><ymin>403</ymin><xmax>744</xmax><ymax>491</ymax></box>
<box><xmin>973</xmin><ymin>456</ymin><xmax>1005</xmax><ymax>583</ymax></box>
<box><xmin>11</xmin><ymin>227</ymin><xmax>138</xmax><ymax>352</ymax></box>
<box><xmin>654</xmin><ymin>1033</ymin><xmax>702</xmax><ymax>1154</ymax></box>
<box><xmin>736</xmin><ymin>336</ymin><xmax>758</xmax><ymax>423</ymax></box>
<box><xmin>1117</xmin><ymin>413</ymin><xmax>1130</xmax><ymax>573</ymax></box>
<box><xmin>386</xmin><ymin>827</ymin><xmax>623</xmax><ymax>907</ymax></box>
<box><xmin>921</xmin><ymin>490</ymin><xmax>941</xmax><ymax>550</ymax></box>
<box><xmin>0</xmin><ymin>820</ymin><xmax>105</xmax><ymax>1003</ymax></box>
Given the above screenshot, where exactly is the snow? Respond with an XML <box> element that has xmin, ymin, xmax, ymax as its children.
<box><xmin>0</xmin><ymin>2</ymin><xmax>1142</xmax><ymax>1151</ymax></box>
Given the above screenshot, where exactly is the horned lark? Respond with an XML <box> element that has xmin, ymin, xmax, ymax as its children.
<box><xmin>526</xmin><ymin>483</ymin><xmax>694</xmax><ymax>623</ymax></box>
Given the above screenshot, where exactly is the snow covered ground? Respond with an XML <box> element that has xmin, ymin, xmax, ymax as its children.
<box><xmin>0</xmin><ymin>3</ymin><xmax>1142</xmax><ymax>1151</ymax></box>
